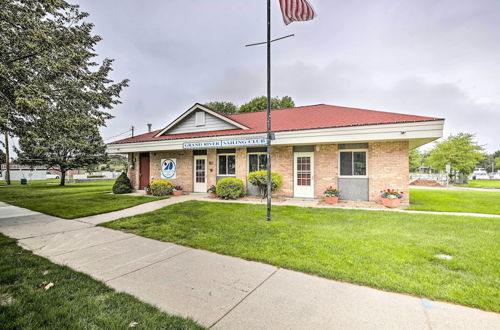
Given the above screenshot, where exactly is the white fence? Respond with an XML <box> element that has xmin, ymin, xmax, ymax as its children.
<box><xmin>1</xmin><ymin>169</ymin><xmax>48</xmax><ymax>181</ymax></box>
<box><xmin>72</xmin><ymin>171</ymin><xmax>122</xmax><ymax>180</ymax></box>
<box><xmin>409</xmin><ymin>173</ymin><xmax>448</xmax><ymax>185</ymax></box>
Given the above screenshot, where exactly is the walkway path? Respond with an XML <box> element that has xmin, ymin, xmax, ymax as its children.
<box><xmin>0</xmin><ymin>201</ymin><xmax>499</xmax><ymax>329</ymax></box>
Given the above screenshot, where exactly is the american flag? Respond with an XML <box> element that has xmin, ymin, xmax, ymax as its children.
<box><xmin>279</xmin><ymin>0</ymin><xmax>317</xmax><ymax>25</ymax></box>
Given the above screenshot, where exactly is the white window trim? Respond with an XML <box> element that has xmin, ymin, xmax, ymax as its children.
<box><xmin>247</xmin><ymin>152</ymin><xmax>267</xmax><ymax>174</ymax></box>
<box><xmin>217</xmin><ymin>153</ymin><xmax>236</xmax><ymax>176</ymax></box>
<box><xmin>338</xmin><ymin>148</ymin><xmax>369</xmax><ymax>178</ymax></box>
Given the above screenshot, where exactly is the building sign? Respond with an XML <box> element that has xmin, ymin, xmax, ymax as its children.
<box><xmin>160</xmin><ymin>158</ymin><xmax>176</xmax><ymax>179</ymax></box>
<box><xmin>183</xmin><ymin>137</ymin><xmax>267</xmax><ymax>150</ymax></box>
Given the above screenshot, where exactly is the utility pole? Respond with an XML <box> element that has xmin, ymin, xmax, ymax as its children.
<box><xmin>4</xmin><ymin>132</ymin><xmax>10</xmax><ymax>185</ymax></box>
<box><xmin>131</xmin><ymin>126</ymin><xmax>135</xmax><ymax>138</ymax></box>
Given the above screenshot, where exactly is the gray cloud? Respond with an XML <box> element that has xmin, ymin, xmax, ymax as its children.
<box><xmin>75</xmin><ymin>0</ymin><xmax>499</xmax><ymax>152</ymax></box>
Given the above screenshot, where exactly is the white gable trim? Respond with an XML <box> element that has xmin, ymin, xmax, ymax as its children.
<box><xmin>155</xmin><ymin>103</ymin><xmax>249</xmax><ymax>137</ymax></box>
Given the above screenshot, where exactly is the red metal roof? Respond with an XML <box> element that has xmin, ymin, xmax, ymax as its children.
<box><xmin>110</xmin><ymin>104</ymin><xmax>442</xmax><ymax>144</ymax></box>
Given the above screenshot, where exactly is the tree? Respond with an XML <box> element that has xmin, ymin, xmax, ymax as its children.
<box><xmin>409</xmin><ymin>149</ymin><xmax>423</xmax><ymax>172</ymax></box>
<box><xmin>16</xmin><ymin>110</ymin><xmax>108</xmax><ymax>186</ymax></box>
<box><xmin>239</xmin><ymin>96</ymin><xmax>295</xmax><ymax>113</ymax></box>
<box><xmin>476</xmin><ymin>150</ymin><xmax>500</xmax><ymax>172</ymax></box>
<box><xmin>427</xmin><ymin>133</ymin><xmax>484</xmax><ymax>177</ymax></box>
<box><xmin>495</xmin><ymin>157</ymin><xmax>500</xmax><ymax>171</ymax></box>
<box><xmin>0</xmin><ymin>148</ymin><xmax>5</xmax><ymax>164</ymax></box>
<box><xmin>1</xmin><ymin>0</ymin><xmax>128</xmax><ymax>184</ymax></box>
<box><xmin>204</xmin><ymin>101</ymin><xmax>238</xmax><ymax>114</ymax></box>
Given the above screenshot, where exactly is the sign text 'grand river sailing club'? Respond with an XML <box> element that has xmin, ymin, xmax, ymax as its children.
<box><xmin>182</xmin><ymin>137</ymin><xmax>267</xmax><ymax>149</ymax></box>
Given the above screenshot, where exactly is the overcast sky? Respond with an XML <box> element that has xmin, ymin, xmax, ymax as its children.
<box><xmin>79</xmin><ymin>0</ymin><xmax>499</xmax><ymax>152</ymax></box>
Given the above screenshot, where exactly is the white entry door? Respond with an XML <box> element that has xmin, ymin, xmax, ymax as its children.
<box><xmin>193</xmin><ymin>155</ymin><xmax>207</xmax><ymax>192</ymax></box>
<box><xmin>294</xmin><ymin>152</ymin><xmax>315</xmax><ymax>198</ymax></box>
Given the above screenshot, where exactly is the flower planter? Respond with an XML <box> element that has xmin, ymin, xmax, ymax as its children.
<box><xmin>208</xmin><ymin>192</ymin><xmax>217</xmax><ymax>198</ymax></box>
<box><xmin>324</xmin><ymin>196</ymin><xmax>339</xmax><ymax>204</ymax></box>
<box><xmin>381</xmin><ymin>197</ymin><xmax>401</xmax><ymax>208</ymax></box>
<box><xmin>172</xmin><ymin>190</ymin><xmax>183</xmax><ymax>196</ymax></box>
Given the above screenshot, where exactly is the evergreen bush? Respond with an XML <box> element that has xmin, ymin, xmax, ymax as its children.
<box><xmin>112</xmin><ymin>172</ymin><xmax>132</xmax><ymax>194</ymax></box>
<box><xmin>216</xmin><ymin>178</ymin><xmax>244</xmax><ymax>199</ymax></box>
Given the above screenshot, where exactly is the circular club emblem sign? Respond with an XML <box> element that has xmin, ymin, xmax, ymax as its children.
<box><xmin>161</xmin><ymin>159</ymin><xmax>176</xmax><ymax>179</ymax></box>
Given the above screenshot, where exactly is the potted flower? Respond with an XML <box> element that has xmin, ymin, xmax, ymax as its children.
<box><xmin>172</xmin><ymin>185</ymin><xmax>183</xmax><ymax>196</ymax></box>
<box><xmin>207</xmin><ymin>185</ymin><xmax>217</xmax><ymax>198</ymax></box>
<box><xmin>380</xmin><ymin>189</ymin><xmax>404</xmax><ymax>208</ymax></box>
<box><xmin>323</xmin><ymin>186</ymin><xmax>340</xmax><ymax>204</ymax></box>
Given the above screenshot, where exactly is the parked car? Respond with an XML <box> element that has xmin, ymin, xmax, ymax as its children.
<box><xmin>470</xmin><ymin>168</ymin><xmax>489</xmax><ymax>180</ymax></box>
<box><xmin>46</xmin><ymin>172</ymin><xmax>60</xmax><ymax>179</ymax></box>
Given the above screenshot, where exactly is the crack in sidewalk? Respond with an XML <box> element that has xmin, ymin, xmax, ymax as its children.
<box><xmin>208</xmin><ymin>268</ymin><xmax>280</xmax><ymax>329</ymax></box>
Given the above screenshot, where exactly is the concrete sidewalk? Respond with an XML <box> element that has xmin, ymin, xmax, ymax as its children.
<box><xmin>0</xmin><ymin>202</ymin><xmax>499</xmax><ymax>329</ymax></box>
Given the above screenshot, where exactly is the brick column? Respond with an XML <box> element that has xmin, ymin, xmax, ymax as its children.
<box><xmin>314</xmin><ymin>144</ymin><xmax>338</xmax><ymax>199</ymax></box>
<box><xmin>207</xmin><ymin>149</ymin><xmax>217</xmax><ymax>188</ymax></box>
<box><xmin>271</xmin><ymin>146</ymin><xmax>293</xmax><ymax>197</ymax></box>
<box><xmin>368</xmin><ymin>141</ymin><xmax>409</xmax><ymax>204</ymax></box>
<box><xmin>235</xmin><ymin>148</ymin><xmax>247</xmax><ymax>192</ymax></box>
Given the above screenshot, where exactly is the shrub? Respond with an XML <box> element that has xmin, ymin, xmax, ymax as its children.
<box><xmin>112</xmin><ymin>172</ymin><xmax>132</xmax><ymax>194</ymax></box>
<box><xmin>216</xmin><ymin>178</ymin><xmax>244</xmax><ymax>199</ymax></box>
<box><xmin>247</xmin><ymin>170</ymin><xmax>283</xmax><ymax>198</ymax></box>
<box><xmin>150</xmin><ymin>179</ymin><xmax>174</xmax><ymax>196</ymax></box>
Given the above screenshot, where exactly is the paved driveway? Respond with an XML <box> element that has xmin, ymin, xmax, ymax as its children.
<box><xmin>1</xmin><ymin>201</ymin><xmax>499</xmax><ymax>329</ymax></box>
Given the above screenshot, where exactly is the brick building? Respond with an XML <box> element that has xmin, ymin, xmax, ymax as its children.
<box><xmin>108</xmin><ymin>104</ymin><xmax>444</xmax><ymax>203</ymax></box>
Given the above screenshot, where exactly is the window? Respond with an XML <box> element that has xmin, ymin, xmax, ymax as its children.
<box><xmin>296</xmin><ymin>156</ymin><xmax>312</xmax><ymax>185</ymax></box>
<box><xmin>340</xmin><ymin>151</ymin><xmax>367</xmax><ymax>176</ymax></box>
<box><xmin>248</xmin><ymin>153</ymin><xmax>267</xmax><ymax>173</ymax></box>
<box><xmin>218</xmin><ymin>154</ymin><xmax>235</xmax><ymax>175</ymax></box>
<box><xmin>195</xmin><ymin>111</ymin><xmax>205</xmax><ymax>126</ymax></box>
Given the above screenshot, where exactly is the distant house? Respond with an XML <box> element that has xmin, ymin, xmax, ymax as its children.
<box><xmin>107</xmin><ymin>103</ymin><xmax>444</xmax><ymax>202</ymax></box>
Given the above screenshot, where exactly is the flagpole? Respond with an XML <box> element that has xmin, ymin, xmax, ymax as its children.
<box><xmin>266</xmin><ymin>0</ymin><xmax>272</xmax><ymax>221</ymax></box>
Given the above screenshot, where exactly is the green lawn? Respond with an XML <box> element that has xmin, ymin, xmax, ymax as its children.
<box><xmin>0</xmin><ymin>234</ymin><xmax>203</xmax><ymax>329</ymax></box>
<box><xmin>409</xmin><ymin>188</ymin><xmax>500</xmax><ymax>215</ymax></box>
<box><xmin>101</xmin><ymin>201</ymin><xmax>500</xmax><ymax>312</ymax></box>
<box><xmin>0</xmin><ymin>180</ymin><xmax>166</xmax><ymax>219</ymax></box>
<box><xmin>456</xmin><ymin>180</ymin><xmax>500</xmax><ymax>189</ymax></box>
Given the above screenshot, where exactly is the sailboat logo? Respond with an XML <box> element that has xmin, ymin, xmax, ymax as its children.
<box><xmin>161</xmin><ymin>159</ymin><xmax>176</xmax><ymax>178</ymax></box>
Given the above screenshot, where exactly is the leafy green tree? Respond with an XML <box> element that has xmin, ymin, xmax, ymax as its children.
<box><xmin>409</xmin><ymin>149</ymin><xmax>423</xmax><ymax>172</ymax></box>
<box><xmin>16</xmin><ymin>110</ymin><xmax>107</xmax><ymax>186</ymax></box>
<box><xmin>427</xmin><ymin>133</ymin><xmax>484</xmax><ymax>177</ymax></box>
<box><xmin>239</xmin><ymin>96</ymin><xmax>295</xmax><ymax>113</ymax></box>
<box><xmin>204</xmin><ymin>101</ymin><xmax>238</xmax><ymax>114</ymax></box>
<box><xmin>495</xmin><ymin>157</ymin><xmax>500</xmax><ymax>171</ymax></box>
<box><xmin>2</xmin><ymin>0</ymin><xmax>127</xmax><ymax>185</ymax></box>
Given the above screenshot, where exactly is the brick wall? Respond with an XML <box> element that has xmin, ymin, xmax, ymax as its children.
<box><xmin>128</xmin><ymin>153</ymin><xmax>139</xmax><ymax>190</ymax></box>
<box><xmin>314</xmin><ymin>144</ymin><xmax>338</xmax><ymax>199</ymax></box>
<box><xmin>149</xmin><ymin>150</ymin><xmax>194</xmax><ymax>192</ymax></box>
<box><xmin>126</xmin><ymin>141</ymin><xmax>409</xmax><ymax>200</ymax></box>
<box><xmin>271</xmin><ymin>146</ymin><xmax>293</xmax><ymax>197</ymax></box>
<box><xmin>368</xmin><ymin>141</ymin><xmax>409</xmax><ymax>203</ymax></box>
